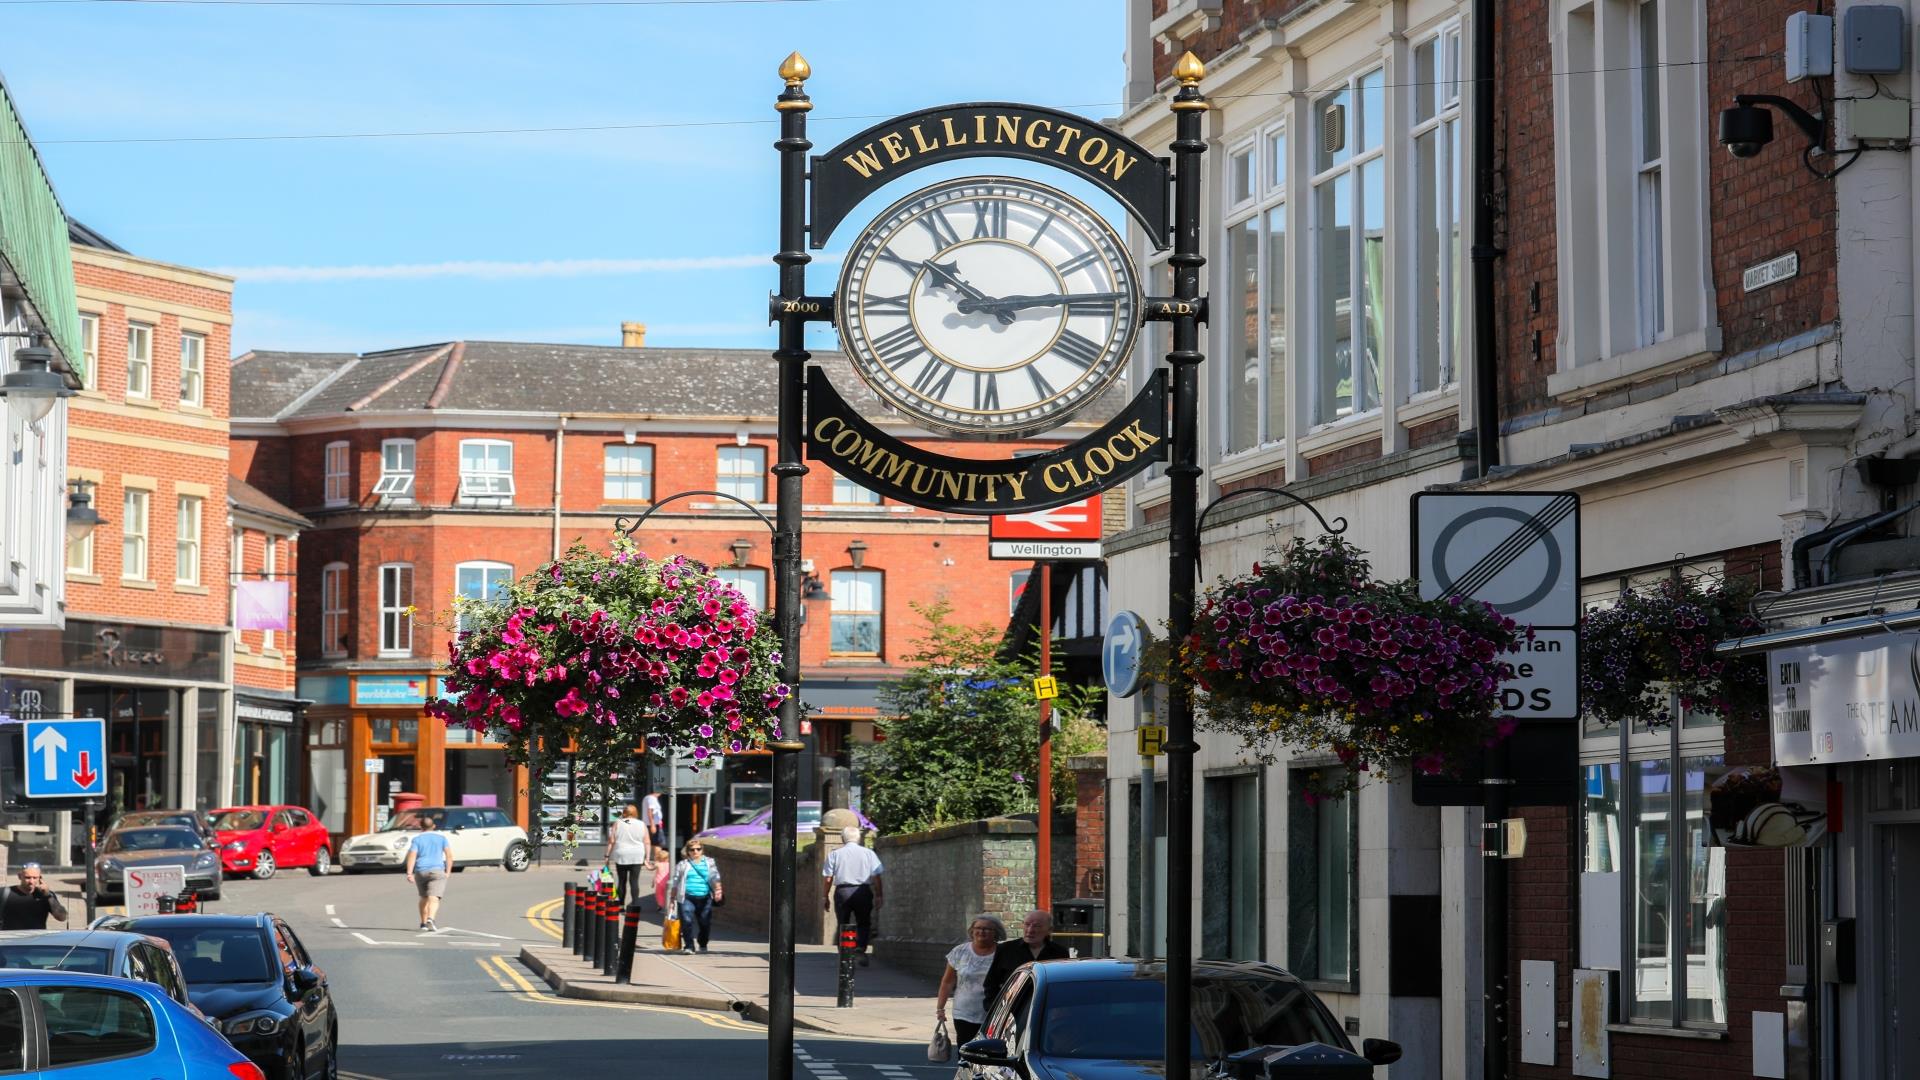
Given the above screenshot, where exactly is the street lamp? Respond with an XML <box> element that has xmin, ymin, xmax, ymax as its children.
<box><xmin>0</xmin><ymin>335</ymin><xmax>73</xmax><ymax>428</ymax></box>
<box><xmin>845</xmin><ymin>538</ymin><xmax>867</xmax><ymax>569</ymax></box>
<box><xmin>730</xmin><ymin>537</ymin><xmax>754</xmax><ymax>568</ymax></box>
<box><xmin>66</xmin><ymin>479</ymin><xmax>105</xmax><ymax>544</ymax></box>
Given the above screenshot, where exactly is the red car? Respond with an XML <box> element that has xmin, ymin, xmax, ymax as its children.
<box><xmin>211</xmin><ymin>805</ymin><xmax>333</xmax><ymax>880</ymax></box>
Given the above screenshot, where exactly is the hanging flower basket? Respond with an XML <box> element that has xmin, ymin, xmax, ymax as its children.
<box><xmin>1179</xmin><ymin>535</ymin><xmax>1525</xmax><ymax>798</ymax></box>
<box><xmin>427</xmin><ymin>540</ymin><xmax>790</xmax><ymax>809</ymax></box>
<box><xmin>1578</xmin><ymin>575</ymin><xmax>1766</xmax><ymax>730</ymax></box>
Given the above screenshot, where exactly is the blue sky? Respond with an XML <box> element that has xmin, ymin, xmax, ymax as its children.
<box><xmin>5</xmin><ymin>0</ymin><xmax>1126</xmax><ymax>356</ymax></box>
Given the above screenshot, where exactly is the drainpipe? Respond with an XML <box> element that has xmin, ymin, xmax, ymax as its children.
<box><xmin>1471</xmin><ymin>0</ymin><xmax>1500</xmax><ymax>478</ymax></box>
<box><xmin>552</xmin><ymin>416</ymin><xmax>568</xmax><ymax>561</ymax></box>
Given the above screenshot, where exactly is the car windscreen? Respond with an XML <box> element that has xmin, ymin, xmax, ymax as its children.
<box><xmin>104</xmin><ymin>828</ymin><xmax>203</xmax><ymax>853</ymax></box>
<box><xmin>1038</xmin><ymin>975</ymin><xmax>1343</xmax><ymax>1061</ymax></box>
<box><xmin>798</xmin><ymin>805</ymin><xmax>821</xmax><ymax>827</ymax></box>
<box><xmin>382</xmin><ymin>811</ymin><xmax>432</xmax><ymax>832</ymax></box>
<box><xmin>137</xmin><ymin>927</ymin><xmax>274</xmax><ymax>985</ymax></box>
<box><xmin>211</xmin><ymin>810</ymin><xmax>267</xmax><ymax>832</ymax></box>
<box><xmin>0</xmin><ymin>945</ymin><xmax>111</xmax><ymax>975</ymax></box>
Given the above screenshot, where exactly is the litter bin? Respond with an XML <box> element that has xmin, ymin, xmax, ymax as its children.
<box><xmin>1052</xmin><ymin>898</ymin><xmax>1106</xmax><ymax>958</ymax></box>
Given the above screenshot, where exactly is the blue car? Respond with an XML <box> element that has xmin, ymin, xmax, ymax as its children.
<box><xmin>0</xmin><ymin>968</ymin><xmax>262</xmax><ymax>1077</ymax></box>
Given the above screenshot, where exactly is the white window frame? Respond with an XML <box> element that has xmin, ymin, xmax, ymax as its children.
<box><xmin>454</xmin><ymin>560</ymin><xmax>514</xmax><ymax>634</ymax></box>
<box><xmin>717</xmin><ymin>445</ymin><xmax>767</xmax><ymax>504</ymax></box>
<box><xmin>378</xmin><ymin>563</ymin><xmax>413</xmax><ymax>657</ymax></box>
<box><xmin>179</xmin><ymin>332</ymin><xmax>205</xmax><ymax>408</ymax></box>
<box><xmin>1308</xmin><ymin>67</ymin><xmax>1388</xmax><ymax>428</ymax></box>
<box><xmin>229</xmin><ymin>528</ymin><xmax>244</xmax><ymax>641</ymax></box>
<box><xmin>78</xmin><ymin>313</ymin><xmax>99</xmax><ymax>392</ymax></box>
<box><xmin>458</xmin><ymin>439</ymin><xmax>515</xmax><ymax>503</ymax></box>
<box><xmin>1219</xmin><ymin>120</ymin><xmax>1289</xmax><ymax>457</ymax></box>
<box><xmin>603</xmin><ymin>444</ymin><xmax>654</xmax><ymax>503</ymax></box>
<box><xmin>323</xmin><ymin>441</ymin><xmax>351</xmax><ymax>507</ymax></box>
<box><xmin>831</xmin><ymin>475</ymin><xmax>880</xmax><ymax>506</ymax></box>
<box><xmin>1550</xmin><ymin>0</ymin><xmax>1714</xmax><ymax>393</ymax></box>
<box><xmin>121</xmin><ymin>488</ymin><xmax>149</xmax><ymax>581</ymax></box>
<box><xmin>829</xmin><ymin>568</ymin><xmax>883</xmax><ymax>657</ymax></box>
<box><xmin>715</xmin><ymin>567</ymin><xmax>769</xmax><ymax>611</ymax></box>
<box><xmin>1407</xmin><ymin>22</ymin><xmax>1466</xmax><ymax>398</ymax></box>
<box><xmin>175</xmin><ymin>494</ymin><xmax>202</xmax><ymax>586</ymax></box>
<box><xmin>374</xmin><ymin>439</ymin><xmax>415</xmax><ymax>502</ymax></box>
<box><xmin>321</xmin><ymin>562</ymin><xmax>348</xmax><ymax>657</ymax></box>
<box><xmin>126</xmin><ymin>322</ymin><xmax>153</xmax><ymax>400</ymax></box>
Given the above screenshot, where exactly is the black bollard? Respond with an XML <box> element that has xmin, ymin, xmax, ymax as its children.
<box><xmin>617</xmin><ymin>907</ymin><xmax>642</xmax><ymax>984</ymax></box>
<box><xmin>836</xmin><ymin>921</ymin><xmax>857</xmax><ymax>1008</ymax></box>
<box><xmin>600</xmin><ymin>901</ymin><xmax>619</xmax><ymax>978</ymax></box>
<box><xmin>582</xmin><ymin>893</ymin><xmax>601</xmax><ymax>966</ymax></box>
<box><xmin>562</xmin><ymin>884</ymin><xmax>576</xmax><ymax>950</ymax></box>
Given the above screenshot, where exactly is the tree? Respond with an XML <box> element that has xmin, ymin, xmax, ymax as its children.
<box><xmin>855</xmin><ymin>600</ymin><xmax>1104</xmax><ymax>835</ymax></box>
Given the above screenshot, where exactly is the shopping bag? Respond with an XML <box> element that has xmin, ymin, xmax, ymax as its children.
<box><xmin>662</xmin><ymin>917</ymin><xmax>683</xmax><ymax>952</ymax></box>
<box><xmin>928</xmin><ymin>1020</ymin><xmax>953</xmax><ymax>1062</ymax></box>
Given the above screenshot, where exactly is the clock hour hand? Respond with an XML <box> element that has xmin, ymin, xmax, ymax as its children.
<box><xmin>921</xmin><ymin>260</ymin><xmax>1014</xmax><ymax>325</ymax></box>
<box><xmin>956</xmin><ymin>292</ymin><xmax>1129</xmax><ymax>316</ymax></box>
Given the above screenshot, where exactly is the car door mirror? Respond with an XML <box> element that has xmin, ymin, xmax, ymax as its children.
<box><xmin>288</xmin><ymin>967</ymin><xmax>321</xmax><ymax>997</ymax></box>
<box><xmin>1362</xmin><ymin>1038</ymin><xmax>1403</xmax><ymax>1066</ymax></box>
<box><xmin>957</xmin><ymin>1038</ymin><xmax>1014</xmax><ymax>1067</ymax></box>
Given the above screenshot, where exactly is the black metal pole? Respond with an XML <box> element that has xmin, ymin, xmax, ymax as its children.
<box><xmin>768</xmin><ymin>49</ymin><xmax>813</xmax><ymax>1080</ymax></box>
<box><xmin>562</xmin><ymin>883</ymin><xmax>576</xmax><ymax>950</ymax></box>
<box><xmin>1483</xmin><ymin>749</ymin><xmax>1511</xmax><ymax>1080</ymax></box>
<box><xmin>83</xmin><ymin>799</ymin><xmax>99</xmax><ymax>923</ymax></box>
<box><xmin>1164</xmin><ymin>51</ymin><xmax>1208</xmax><ymax>1080</ymax></box>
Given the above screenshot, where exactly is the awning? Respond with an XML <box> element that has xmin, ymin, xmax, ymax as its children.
<box><xmin>1715</xmin><ymin>608</ymin><xmax>1920</xmax><ymax>656</ymax></box>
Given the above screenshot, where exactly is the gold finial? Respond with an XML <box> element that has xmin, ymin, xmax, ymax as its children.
<box><xmin>779</xmin><ymin>51</ymin><xmax>812</xmax><ymax>87</ymax></box>
<box><xmin>1174</xmin><ymin>51</ymin><xmax>1206</xmax><ymax>86</ymax></box>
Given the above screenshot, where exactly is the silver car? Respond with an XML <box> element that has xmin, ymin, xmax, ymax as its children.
<box><xmin>95</xmin><ymin>826</ymin><xmax>224</xmax><ymax>903</ymax></box>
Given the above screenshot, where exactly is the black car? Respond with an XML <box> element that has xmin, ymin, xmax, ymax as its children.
<box><xmin>955</xmin><ymin>958</ymin><xmax>1402</xmax><ymax>1079</ymax></box>
<box><xmin>101</xmin><ymin>913</ymin><xmax>338</xmax><ymax>1080</ymax></box>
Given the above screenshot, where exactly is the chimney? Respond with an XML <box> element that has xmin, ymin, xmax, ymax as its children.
<box><xmin>621</xmin><ymin>322</ymin><xmax>647</xmax><ymax>348</ymax></box>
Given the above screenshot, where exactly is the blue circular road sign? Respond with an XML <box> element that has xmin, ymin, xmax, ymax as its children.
<box><xmin>1103</xmin><ymin>610</ymin><xmax>1149</xmax><ymax>698</ymax></box>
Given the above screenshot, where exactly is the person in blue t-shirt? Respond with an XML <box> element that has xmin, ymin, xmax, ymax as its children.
<box><xmin>404</xmin><ymin>815</ymin><xmax>455</xmax><ymax>931</ymax></box>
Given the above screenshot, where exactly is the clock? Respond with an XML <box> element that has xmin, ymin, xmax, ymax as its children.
<box><xmin>835</xmin><ymin>176</ymin><xmax>1141</xmax><ymax>438</ymax></box>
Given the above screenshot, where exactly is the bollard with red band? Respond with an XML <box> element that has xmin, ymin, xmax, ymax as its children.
<box><xmin>574</xmin><ymin>891</ymin><xmax>591</xmax><ymax>961</ymax></box>
<box><xmin>617</xmin><ymin>907</ymin><xmax>642</xmax><ymax>984</ymax></box>
<box><xmin>836</xmin><ymin>921</ymin><xmax>858</xmax><ymax>1008</ymax></box>
<box><xmin>583</xmin><ymin>893</ymin><xmax>602</xmax><ymax>967</ymax></box>
<box><xmin>600</xmin><ymin>901</ymin><xmax>619</xmax><ymax>978</ymax></box>
<box><xmin>562</xmin><ymin>884</ymin><xmax>577</xmax><ymax>950</ymax></box>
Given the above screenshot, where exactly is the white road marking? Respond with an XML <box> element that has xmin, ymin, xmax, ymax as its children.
<box><xmin>351</xmin><ymin>932</ymin><xmax>387</xmax><ymax>946</ymax></box>
<box><xmin>330</xmin><ymin>918</ymin><xmax>346</xmax><ymax>928</ymax></box>
<box><xmin>437</xmin><ymin>926</ymin><xmax>515</xmax><ymax>940</ymax></box>
<box><xmin>325</xmin><ymin>904</ymin><xmax>335</xmax><ymax>916</ymax></box>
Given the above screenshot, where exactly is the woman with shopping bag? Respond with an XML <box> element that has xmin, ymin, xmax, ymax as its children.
<box><xmin>667</xmin><ymin>840</ymin><xmax>723</xmax><ymax>954</ymax></box>
<box><xmin>934</xmin><ymin>913</ymin><xmax>1006</xmax><ymax>1048</ymax></box>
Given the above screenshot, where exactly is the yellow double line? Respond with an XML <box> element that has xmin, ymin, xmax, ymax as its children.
<box><xmin>525</xmin><ymin>897</ymin><xmax>564</xmax><ymax>941</ymax></box>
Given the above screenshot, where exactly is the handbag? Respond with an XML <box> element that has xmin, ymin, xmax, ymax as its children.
<box><xmin>662</xmin><ymin>917</ymin><xmax>683</xmax><ymax>952</ymax></box>
<box><xmin>928</xmin><ymin>1020</ymin><xmax>953</xmax><ymax>1063</ymax></box>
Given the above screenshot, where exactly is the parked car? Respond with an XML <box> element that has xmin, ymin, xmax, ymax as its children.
<box><xmin>953</xmin><ymin>959</ymin><xmax>1402</xmax><ymax>1080</ymax></box>
<box><xmin>339</xmin><ymin>805</ymin><xmax>531</xmax><ymax>873</ymax></box>
<box><xmin>95</xmin><ymin>826</ymin><xmax>223</xmax><ymax>903</ymax></box>
<box><xmin>0</xmin><ymin>929</ymin><xmax>201</xmax><ymax>1020</ymax></box>
<box><xmin>211</xmin><ymin>806</ymin><xmax>334</xmax><ymax>880</ymax></box>
<box><xmin>692</xmin><ymin>801</ymin><xmax>877</xmax><ymax>842</ymax></box>
<box><xmin>0</xmin><ymin>968</ymin><xmax>263</xmax><ymax>1078</ymax></box>
<box><xmin>111</xmin><ymin>808</ymin><xmax>219</xmax><ymax>851</ymax></box>
<box><xmin>98</xmin><ymin>913</ymin><xmax>336</xmax><ymax>1080</ymax></box>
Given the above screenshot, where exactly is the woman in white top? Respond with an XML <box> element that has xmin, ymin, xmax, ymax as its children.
<box><xmin>935</xmin><ymin>913</ymin><xmax>1006</xmax><ymax>1045</ymax></box>
<box><xmin>606</xmin><ymin>804</ymin><xmax>652</xmax><ymax>909</ymax></box>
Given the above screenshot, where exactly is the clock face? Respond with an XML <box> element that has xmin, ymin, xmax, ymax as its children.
<box><xmin>836</xmin><ymin>176</ymin><xmax>1141</xmax><ymax>437</ymax></box>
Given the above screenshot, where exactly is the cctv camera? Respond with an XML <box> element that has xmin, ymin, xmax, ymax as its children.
<box><xmin>1718</xmin><ymin>103</ymin><xmax>1774</xmax><ymax>158</ymax></box>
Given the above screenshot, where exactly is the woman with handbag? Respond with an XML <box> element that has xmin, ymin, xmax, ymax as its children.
<box><xmin>668</xmin><ymin>840</ymin><xmax>723</xmax><ymax>954</ymax></box>
<box><xmin>605</xmin><ymin>804</ymin><xmax>652</xmax><ymax>908</ymax></box>
<box><xmin>935</xmin><ymin>913</ymin><xmax>1006</xmax><ymax>1048</ymax></box>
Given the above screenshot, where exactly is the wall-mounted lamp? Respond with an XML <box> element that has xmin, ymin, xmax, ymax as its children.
<box><xmin>846</xmin><ymin>538</ymin><xmax>868</xmax><ymax>569</ymax></box>
<box><xmin>803</xmin><ymin>572</ymin><xmax>829</xmax><ymax>601</ymax></box>
<box><xmin>730</xmin><ymin>537</ymin><xmax>753</xmax><ymax>568</ymax></box>
<box><xmin>66</xmin><ymin>478</ymin><xmax>105</xmax><ymax>544</ymax></box>
<box><xmin>0</xmin><ymin>333</ymin><xmax>73</xmax><ymax>428</ymax></box>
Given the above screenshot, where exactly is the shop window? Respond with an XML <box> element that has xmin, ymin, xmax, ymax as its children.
<box><xmin>378</xmin><ymin>563</ymin><xmax>413</xmax><ymax>656</ymax></box>
<box><xmin>371</xmin><ymin>717</ymin><xmax>418</xmax><ymax>745</ymax></box>
<box><xmin>179</xmin><ymin>332</ymin><xmax>205</xmax><ymax>407</ymax></box>
<box><xmin>603</xmin><ymin>444</ymin><xmax>653</xmax><ymax>502</ymax></box>
<box><xmin>717</xmin><ymin>445</ymin><xmax>766</xmax><ymax>504</ymax></box>
<box><xmin>715</xmin><ymin>567</ymin><xmax>767</xmax><ymax>611</ymax></box>
<box><xmin>174</xmin><ymin>495</ymin><xmax>202</xmax><ymax>587</ymax></box>
<box><xmin>1202</xmin><ymin>771</ymin><xmax>1262</xmax><ymax>961</ymax></box>
<box><xmin>194</xmin><ymin>691</ymin><xmax>222</xmax><ymax>813</ymax></box>
<box><xmin>126</xmin><ymin>322</ymin><xmax>152</xmax><ymax>399</ymax></box>
<box><xmin>458</xmin><ymin>439</ymin><xmax>514</xmax><ymax>504</ymax></box>
<box><xmin>829</xmin><ymin>569</ymin><xmax>882</xmax><ymax>656</ymax></box>
<box><xmin>320</xmin><ymin>563</ymin><xmax>348</xmax><ymax>657</ymax></box>
<box><xmin>1288</xmin><ymin>766</ymin><xmax>1354</xmax><ymax>988</ymax></box>
<box><xmin>455</xmin><ymin>561</ymin><xmax>514</xmax><ymax>633</ymax></box>
<box><xmin>374</xmin><ymin>439</ymin><xmax>415</xmax><ymax>502</ymax></box>
<box><xmin>121</xmin><ymin>489</ymin><xmax>149</xmax><ymax>581</ymax></box>
<box><xmin>832</xmin><ymin>475</ymin><xmax>880</xmax><ymax>505</ymax></box>
<box><xmin>323</xmin><ymin>441</ymin><xmax>350</xmax><ymax>507</ymax></box>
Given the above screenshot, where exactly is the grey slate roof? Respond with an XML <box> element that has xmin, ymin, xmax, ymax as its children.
<box><xmin>233</xmin><ymin>340</ymin><xmax>1128</xmax><ymax>426</ymax></box>
<box><xmin>68</xmin><ymin>219</ymin><xmax>126</xmax><ymax>252</ymax></box>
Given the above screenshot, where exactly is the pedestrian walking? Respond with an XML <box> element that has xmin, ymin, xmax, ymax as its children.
<box><xmin>935</xmin><ymin>914</ymin><xmax>1004</xmax><ymax>1045</ymax></box>
<box><xmin>821</xmin><ymin>825</ymin><xmax>883</xmax><ymax>965</ymax></box>
<box><xmin>403</xmin><ymin>814</ymin><xmax>455</xmax><ymax>931</ymax></box>
<box><xmin>641</xmin><ymin>790</ymin><xmax>666</xmax><ymax>867</ymax></box>
<box><xmin>982</xmin><ymin>909</ymin><xmax>1069</xmax><ymax>1005</ymax></box>
<box><xmin>652</xmin><ymin>844</ymin><xmax>671</xmax><ymax>914</ymax></box>
<box><xmin>605</xmin><ymin>804</ymin><xmax>651</xmax><ymax>908</ymax></box>
<box><xmin>0</xmin><ymin>864</ymin><xmax>67</xmax><ymax>930</ymax></box>
<box><xmin>668</xmin><ymin>840</ymin><xmax>722</xmax><ymax>954</ymax></box>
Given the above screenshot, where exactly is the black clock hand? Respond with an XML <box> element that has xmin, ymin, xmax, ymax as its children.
<box><xmin>956</xmin><ymin>292</ymin><xmax>1129</xmax><ymax>315</ymax></box>
<box><xmin>921</xmin><ymin>260</ymin><xmax>1014</xmax><ymax>325</ymax></box>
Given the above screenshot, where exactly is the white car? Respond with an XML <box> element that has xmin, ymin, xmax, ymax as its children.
<box><xmin>340</xmin><ymin>806</ymin><xmax>533</xmax><ymax>873</ymax></box>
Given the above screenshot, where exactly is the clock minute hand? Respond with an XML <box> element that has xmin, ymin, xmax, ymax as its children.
<box><xmin>957</xmin><ymin>292</ymin><xmax>1129</xmax><ymax>315</ymax></box>
<box><xmin>921</xmin><ymin>260</ymin><xmax>1014</xmax><ymax>325</ymax></box>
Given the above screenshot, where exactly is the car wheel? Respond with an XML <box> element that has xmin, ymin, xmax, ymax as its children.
<box><xmin>503</xmin><ymin>841</ymin><xmax>531</xmax><ymax>872</ymax></box>
<box><xmin>252</xmin><ymin>851</ymin><xmax>277</xmax><ymax>880</ymax></box>
<box><xmin>308</xmin><ymin>847</ymin><xmax>332</xmax><ymax>877</ymax></box>
<box><xmin>294</xmin><ymin>1037</ymin><xmax>307</xmax><ymax>1080</ymax></box>
<box><xmin>325</xmin><ymin>1024</ymin><xmax>340</xmax><ymax>1080</ymax></box>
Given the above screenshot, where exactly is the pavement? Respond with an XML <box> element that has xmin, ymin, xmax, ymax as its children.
<box><xmin>518</xmin><ymin>887</ymin><xmax>941</xmax><ymax>1043</ymax></box>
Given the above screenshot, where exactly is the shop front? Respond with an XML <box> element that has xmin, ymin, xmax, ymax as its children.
<box><xmin>233</xmin><ymin>694</ymin><xmax>303</xmax><ymax>809</ymax></box>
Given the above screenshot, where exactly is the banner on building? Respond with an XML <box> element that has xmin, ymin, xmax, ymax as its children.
<box><xmin>1770</xmin><ymin>630</ymin><xmax>1920</xmax><ymax>766</ymax></box>
<box><xmin>235</xmin><ymin>580</ymin><xmax>290</xmax><ymax>631</ymax></box>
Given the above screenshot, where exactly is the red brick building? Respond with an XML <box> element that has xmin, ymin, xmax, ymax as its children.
<box><xmin>231</xmin><ymin>334</ymin><xmax>1116</xmax><ymax>844</ymax></box>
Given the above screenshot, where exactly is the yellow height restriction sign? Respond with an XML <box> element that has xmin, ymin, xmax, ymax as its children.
<box><xmin>1137</xmin><ymin>725</ymin><xmax>1167</xmax><ymax>757</ymax></box>
<box><xmin>1033</xmin><ymin>676</ymin><xmax>1059</xmax><ymax>700</ymax></box>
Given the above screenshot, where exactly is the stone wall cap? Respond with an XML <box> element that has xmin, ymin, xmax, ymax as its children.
<box><xmin>1066</xmin><ymin>754</ymin><xmax>1108</xmax><ymax>771</ymax></box>
<box><xmin>874</xmin><ymin>817</ymin><xmax>1039</xmax><ymax>849</ymax></box>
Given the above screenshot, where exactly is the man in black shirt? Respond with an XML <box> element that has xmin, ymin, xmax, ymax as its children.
<box><xmin>0</xmin><ymin>864</ymin><xmax>68</xmax><ymax>930</ymax></box>
<box><xmin>982</xmin><ymin>909</ymin><xmax>1070</xmax><ymax>1007</ymax></box>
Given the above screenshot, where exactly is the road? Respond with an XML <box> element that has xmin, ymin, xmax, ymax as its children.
<box><xmin>203</xmin><ymin>862</ymin><xmax>942</xmax><ymax>1080</ymax></box>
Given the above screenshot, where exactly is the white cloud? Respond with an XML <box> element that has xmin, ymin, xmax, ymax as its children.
<box><xmin>218</xmin><ymin>253</ymin><xmax>846</xmax><ymax>284</ymax></box>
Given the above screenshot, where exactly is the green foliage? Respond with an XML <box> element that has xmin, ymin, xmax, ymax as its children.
<box><xmin>855</xmin><ymin>601</ymin><xmax>1105</xmax><ymax>835</ymax></box>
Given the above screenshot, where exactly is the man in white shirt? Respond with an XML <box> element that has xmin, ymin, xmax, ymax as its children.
<box><xmin>821</xmin><ymin>825</ymin><xmax>883</xmax><ymax>966</ymax></box>
<box><xmin>641</xmin><ymin>791</ymin><xmax>665</xmax><ymax>868</ymax></box>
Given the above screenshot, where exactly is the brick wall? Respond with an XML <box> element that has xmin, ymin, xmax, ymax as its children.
<box><xmin>704</xmin><ymin>835</ymin><xmax>834</xmax><ymax>946</ymax></box>
<box><xmin>1147</xmin><ymin>1</ymin><xmax>1321</xmax><ymax>86</ymax></box>
<box><xmin>1071</xmin><ymin>755</ymin><xmax>1107</xmax><ymax>900</ymax></box>
<box><xmin>871</xmin><ymin>818</ymin><xmax>1043</xmax><ymax>981</ymax></box>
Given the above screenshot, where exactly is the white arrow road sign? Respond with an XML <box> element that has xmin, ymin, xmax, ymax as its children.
<box><xmin>30</xmin><ymin>726</ymin><xmax>66</xmax><ymax>781</ymax></box>
<box><xmin>1004</xmin><ymin>504</ymin><xmax>1090</xmax><ymax>533</ymax></box>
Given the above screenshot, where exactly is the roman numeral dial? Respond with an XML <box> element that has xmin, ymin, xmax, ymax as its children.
<box><xmin>836</xmin><ymin>176</ymin><xmax>1141</xmax><ymax>438</ymax></box>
